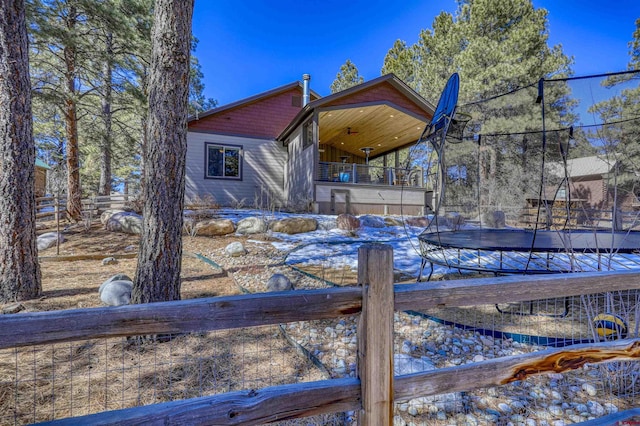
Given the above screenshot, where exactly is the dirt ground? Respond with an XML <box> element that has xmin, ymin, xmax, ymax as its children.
<box><xmin>26</xmin><ymin>220</ymin><xmax>257</xmax><ymax>312</ymax></box>
<box><xmin>0</xmin><ymin>220</ymin><xmax>344</xmax><ymax>425</ymax></box>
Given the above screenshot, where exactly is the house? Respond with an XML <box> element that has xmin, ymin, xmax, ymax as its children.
<box><xmin>35</xmin><ymin>158</ymin><xmax>50</xmax><ymax>197</ymax></box>
<box><xmin>186</xmin><ymin>73</ymin><xmax>435</xmax><ymax>215</ymax></box>
<box><xmin>548</xmin><ymin>155</ymin><xmax>618</xmax><ymax>209</ymax></box>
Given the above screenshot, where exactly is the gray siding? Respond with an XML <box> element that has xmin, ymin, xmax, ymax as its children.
<box><xmin>186</xmin><ymin>132</ymin><xmax>286</xmax><ymax>208</ymax></box>
<box><xmin>284</xmin><ymin>127</ymin><xmax>314</xmax><ymax>207</ymax></box>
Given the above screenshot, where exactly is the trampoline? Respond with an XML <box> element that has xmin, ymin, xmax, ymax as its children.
<box><xmin>419</xmin><ymin>228</ymin><xmax>640</xmax><ymax>279</ymax></box>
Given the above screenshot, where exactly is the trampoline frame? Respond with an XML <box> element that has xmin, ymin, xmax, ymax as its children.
<box><xmin>418</xmin><ymin>228</ymin><xmax>640</xmax><ymax>281</ymax></box>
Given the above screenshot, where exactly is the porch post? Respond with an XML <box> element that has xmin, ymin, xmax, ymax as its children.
<box><xmin>352</xmin><ymin>163</ymin><xmax>357</xmax><ymax>183</ymax></box>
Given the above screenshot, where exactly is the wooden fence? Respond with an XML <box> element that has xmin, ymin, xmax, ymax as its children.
<box><xmin>36</xmin><ymin>194</ymin><xmax>132</xmax><ymax>222</ymax></box>
<box><xmin>3</xmin><ymin>244</ymin><xmax>640</xmax><ymax>424</ymax></box>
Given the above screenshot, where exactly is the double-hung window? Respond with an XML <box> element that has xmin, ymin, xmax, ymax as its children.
<box><xmin>205</xmin><ymin>143</ymin><xmax>242</xmax><ymax>179</ymax></box>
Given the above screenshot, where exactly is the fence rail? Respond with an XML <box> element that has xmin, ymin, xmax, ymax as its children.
<box><xmin>3</xmin><ymin>245</ymin><xmax>640</xmax><ymax>424</ymax></box>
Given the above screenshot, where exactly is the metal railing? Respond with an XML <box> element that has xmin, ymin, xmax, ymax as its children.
<box><xmin>317</xmin><ymin>162</ymin><xmax>423</xmax><ymax>188</ymax></box>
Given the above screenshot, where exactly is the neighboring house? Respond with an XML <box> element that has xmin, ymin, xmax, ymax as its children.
<box><xmin>186</xmin><ymin>73</ymin><xmax>435</xmax><ymax>215</ymax></box>
<box><xmin>35</xmin><ymin>158</ymin><xmax>50</xmax><ymax>197</ymax></box>
<box><xmin>549</xmin><ymin>155</ymin><xmax>618</xmax><ymax>209</ymax></box>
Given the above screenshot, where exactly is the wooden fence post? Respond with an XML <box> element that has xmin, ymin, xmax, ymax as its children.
<box><xmin>357</xmin><ymin>243</ymin><xmax>394</xmax><ymax>425</ymax></box>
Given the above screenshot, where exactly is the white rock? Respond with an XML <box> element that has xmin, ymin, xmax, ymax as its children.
<box><xmin>582</xmin><ymin>383</ymin><xmax>597</xmax><ymax>396</ymax></box>
<box><xmin>498</xmin><ymin>402</ymin><xmax>512</xmax><ymax>413</ymax></box>
<box><xmin>394</xmin><ymin>354</ymin><xmax>435</xmax><ymax>376</ymax></box>
<box><xmin>37</xmin><ymin>232</ymin><xmax>64</xmax><ymax>251</ymax></box>
<box><xmin>236</xmin><ymin>217</ymin><xmax>267</xmax><ymax>234</ymax></box>
<box><xmin>98</xmin><ymin>278</ymin><xmax>132</xmax><ymax>306</ymax></box>
<box><xmin>587</xmin><ymin>400</ymin><xmax>605</xmax><ymax>416</ymax></box>
<box><xmin>225</xmin><ymin>241</ymin><xmax>246</xmax><ymax>257</ymax></box>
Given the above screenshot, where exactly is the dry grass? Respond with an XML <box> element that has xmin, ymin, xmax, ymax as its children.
<box><xmin>0</xmin><ymin>220</ymin><xmax>335</xmax><ymax>425</ymax></box>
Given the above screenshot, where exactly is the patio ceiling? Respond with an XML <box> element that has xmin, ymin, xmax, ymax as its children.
<box><xmin>318</xmin><ymin>104</ymin><xmax>428</xmax><ymax>160</ymax></box>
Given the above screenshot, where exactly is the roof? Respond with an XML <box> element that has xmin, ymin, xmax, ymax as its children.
<box><xmin>277</xmin><ymin>73</ymin><xmax>436</xmax><ymax>143</ymax></box>
<box><xmin>35</xmin><ymin>158</ymin><xmax>50</xmax><ymax>169</ymax></box>
<box><xmin>188</xmin><ymin>80</ymin><xmax>321</xmax><ymax>122</ymax></box>
<box><xmin>549</xmin><ymin>155</ymin><xmax>616</xmax><ymax>178</ymax></box>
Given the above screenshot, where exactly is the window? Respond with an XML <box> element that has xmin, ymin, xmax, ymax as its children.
<box><xmin>205</xmin><ymin>143</ymin><xmax>242</xmax><ymax>179</ymax></box>
<box><xmin>303</xmin><ymin>119</ymin><xmax>314</xmax><ymax>149</ymax></box>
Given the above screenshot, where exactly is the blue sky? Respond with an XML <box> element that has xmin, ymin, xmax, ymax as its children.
<box><xmin>192</xmin><ymin>1</ymin><xmax>640</xmax><ymax>107</ymax></box>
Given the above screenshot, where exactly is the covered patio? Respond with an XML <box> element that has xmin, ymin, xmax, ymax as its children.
<box><xmin>279</xmin><ymin>74</ymin><xmax>436</xmax><ymax>215</ymax></box>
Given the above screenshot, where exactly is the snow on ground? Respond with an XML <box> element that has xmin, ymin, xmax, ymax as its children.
<box><xmin>215</xmin><ymin>208</ymin><xmax>640</xmax><ymax>279</ymax></box>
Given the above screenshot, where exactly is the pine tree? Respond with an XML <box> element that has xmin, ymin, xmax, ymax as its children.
<box><xmin>131</xmin><ymin>0</ymin><xmax>193</xmax><ymax>303</ymax></box>
<box><xmin>0</xmin><ymin>0</ymin><xmax>42</xmax><ymax>303</ymax></box>
<box><xmin>381</xmin><ymin>40</ymin><xmax>414</xmax><ymax>84</ymax></box>
<box><xmin>330</xmin><ymin>59</ymin><xmax>364</xmax><ymax>93</ymax></box>
<box><xmin>382</xmin><ymin>0</ymin><xmax>573</xmax><ymax>210</ymax></box>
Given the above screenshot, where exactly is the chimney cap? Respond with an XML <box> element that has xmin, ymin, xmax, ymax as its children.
<box><xmin>303</xmin><ymin>74</ymin><xmax>311</xmax><ymax>80</ymax></box>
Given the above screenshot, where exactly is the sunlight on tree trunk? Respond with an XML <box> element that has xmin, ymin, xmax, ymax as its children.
<box><xmin>132</xmin><ymin>0</ymin><xmax>193</xmax><ymax>304</ymax></box>
<box><xmin>0</xmin><ymin>0</ymin><xmax>42</xmax><ymax>303</ymax></box>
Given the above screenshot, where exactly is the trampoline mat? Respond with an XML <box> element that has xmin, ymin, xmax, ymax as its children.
<box><xmin>419</xmin><ymin>229</ymin><xmax>640</xmax><ymax>253</ymax></box>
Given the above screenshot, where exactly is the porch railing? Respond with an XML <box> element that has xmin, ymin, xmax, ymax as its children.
<box><xmin>317</xmin><ymin>161</ymin><xmax>423</xmax><ymax>188</ymax></box>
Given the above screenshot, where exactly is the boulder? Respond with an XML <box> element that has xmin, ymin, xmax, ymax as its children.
<box><xmin>194</xmin><ymin>219</ymin><xmax>235</xmax><ymax>236</ymax></box>
<box><xmin>37</xmin><ymin>232</ymin><xmax>64</xmax><ymax>251</ymax></box>
<box><xmin>100</xmin><ymin>208</ymin><xmax>126</xmax><ymax>225</ymax></box>
<box><xmin>445</xmin><ymin>212</ymin><xmax>465</xmax><ymax>228</ymax></box>
<box><xmin>236</xmin><ymin>217</ymin><xmax>268</xmax><ymax>235</ymax></box>
<box><xmin>99</xmin><ymin>274</ymin><xmax>133</xmax><ymax>306</ymax></box>
<box><xmin>384</xmin><ymin>217</ymin><xmax>403</xmax><ymax>227</ymax></box>
<box><xmin>404</xmin><ymin>216</ymin><xmax>432</xmax><ymax>227</ymax></box>
<box><xmin>266</xmin><ymin>273</ymin><xmax>293</xmax><ymax>291</ymax></box>
<box><xmin>2</xmin><ymin>303</ymin><xmax>25</xmax><ymax>314</ymax></box>
<box><xmin>394</xmin><ymin>354</ymin><xmax>435</xmax><ymax>376</ymax></box>
<box><xmin>336</xmin><ymin>213</ymin><xmax>360</xmax><ymax>231</ymax></box>
<box><xmin>225</xmin><ymin>241</ymin><xmax>246</xmax><ymax>257</ymax></box>
<box><xmin>269</xmin><ymin>217</ymin><xmax>317</xmax><ymax>234</ymax></box>
<box><xmin>105</xmin><ymin>211</ymin><xmax>143</xmax><ymax>234</ymax></box>
<box><xmin>359</xmin><ymin>215</ymin><xmax>386</xmax><ymax>228</ymax></box>
<box><xmin>482</xmin><ymin>210</ymin><xmax>506</xmax><ymax>228</ymax></box>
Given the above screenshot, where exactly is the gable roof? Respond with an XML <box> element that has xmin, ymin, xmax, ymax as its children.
<box><xmin>549</xmin><ymin>155</ymin><xmax>616</xmax><ymax>178</ymax></box>
<box><xmin>35</xmin><ymin>158</ymin><xmax>50</xmax><ymax>169</ymax></box>
<box><xmin>277</xmin><ymin>73</ymin><xmax>435</xmax><ymax>143</ymax></box>
<box><xmin>188</xmin><ymin>81</ymin><xmax>321</xmax><ymax>122</ymax></box>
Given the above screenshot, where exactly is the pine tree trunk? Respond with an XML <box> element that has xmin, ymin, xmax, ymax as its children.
<box><xmin>0</xmin><ymin>0</ymin><xmax>42</xmax><ymax>303</ymax></box>
<box><xmin>132</xmin><ymin>0</ymin><xmax>193</xmax><ymax>304</ymax></box>
<box><xmin>63</xmin><ymin>6</ymin><xmax>82</xmax><ymax>221</ymax></box>
<box><xmin>99</xmin><ymin>31</ymin><xmax>113</xmax><ymax>196</ymax></box>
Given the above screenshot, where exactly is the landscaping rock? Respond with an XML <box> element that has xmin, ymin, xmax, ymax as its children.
<box><xmin>104</xmin><ymin>211</ymin><xmax>143</xmax><ymax>234</ymax></box>
<box><xmin>102</xmin><ymin>257</ymin><xmax>118</xmax><ymax>266</ymax></box>
<box><xmin>37</xmin><ymin>232</ymin><xmax>65</xmax><ymax>251</ymax></box>
<box><xmin>404</xmin><ymin>216</ymin><xmax>432</xmax><ymax>227</ymax></box>
<box><xmin>100</xmin><ymin>208</ymin><xmax>126</xmax><ymax>225</ymax></box>
<box><xmin>384</xmin><ymin>217</ymin><xmax>403</xmax><ymax>227</ymax></box>
<box><xmin>359</xmin><ymin>215</ymin><xmax>386</xmax><ymax>228</ymax></box>
<box><xmin>194</xmin><ymin>218</ymin><xmax>235</xmax><ymax>236</ymax></box>
<box><xmin>336</xmin><ymin>213</ymin><xmax>360</xmax><ymax>231</ymax></box>
<box><xmin>2</xmin><ymin>303</ymin><xmax>25</xmax><ymax>314</ymax></box>
<box><xmin>394</xmin><ymin>353</ymin><xmax>435</xmax><ymax>376</ymax></box>
<box><xmin>266</xmin><ymin>273</ymin><xmax>292</xmax><ymax>291</ymax></box>
<box><xmin>482</xmin><ymin>210</ymin><xmax>506</xmax><ymax>228</ymax></box>
<box><xmin>269</xmin><ymin>217</ymin><xmax>317</xmax><ymax>234</ymax></box>
<box><xmin>236</xmin><ymin>217</ymin><xmax>268</xmax><ymax>234</ymax></box>
<box><xmin>99</xmin><ymin>274</ymin><xmax>133</xmax><ymax>306</ymax></box>
<box><xmin>445</xmin><ymin>212</ymin><xmax>465</xmax><ymax>228</ymax></box>
<box><xmin>225</xmin><ymin>241</ymin><xmax>246</xmax><ymax>257</ymax></box>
